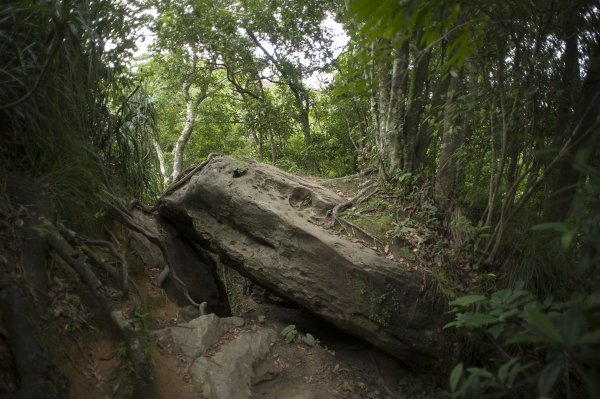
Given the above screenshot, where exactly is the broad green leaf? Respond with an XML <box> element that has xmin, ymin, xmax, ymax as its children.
<box><xmin>487</xmin><ymin>324</ymin><xmax>504</xmax><ymax>339</ymax></box>
<box><xmin>498</xmin><ymin>358</ymin><xmax>520</xmax><ymax>384</ymax></box>
<box><xmin>458</xmin><ymin>312</ymin><xmax>497</xmax><ymax>327</ymax></box>
<box><xmin>538</xmin><ymin>360</ymin><xmax>563</xmax><ymax>395</ymax></box>
<box><xmin>449</xmin><ymin>294</ymin><xmax>487</xmax><ymax>308</ymax></box>
<box><xmin>449</xmin><ymin>362</ymin><xmax>463</xmax><ymax>392</ymax></box>
<box><xmin>522</xmin><ymin>305</ymin><xmax>563</xmax><ymax>344</ymax></box>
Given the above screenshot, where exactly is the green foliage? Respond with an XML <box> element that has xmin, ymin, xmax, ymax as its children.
<box><xmin>347</xmin><ymin>0</ymin><xmax>486</xmax><ymax>69</ymax></box>
<box><xmin>301</xmin><ymin>333</ymin><xmax>318</xmax><ymax>347</ymax></box>
<box><xmin>281</xmin><ymin>324</ymin><xmax>298</xmax><ymax>343</ymax></box>
<box><xmin>445</xmin><ymin>284</ymin><xmax>600</xmax><ymax>398</ymax></box>
<box><xmin>1</xmin><ymin>0</ymin><xmax>159</xmax><ymax>227</ymax></box>
<box><xmin>281</xmin><ymin>325</ymin><xmax>319</xmax><ymax>346</ymax></box>
<box><xmin>116</xmin><ymin>341</ymin><xmax>128</xmax><ymax>360</ymax></box>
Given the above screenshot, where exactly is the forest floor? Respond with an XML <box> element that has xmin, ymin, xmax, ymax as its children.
<box><xmin>1</xmin><ymin>171</ymin><xmax>450</xmax><ymax>399</ymax></box>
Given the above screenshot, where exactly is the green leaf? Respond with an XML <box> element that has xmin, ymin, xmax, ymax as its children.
<box><xmin>531</xmin><ymin>222</ymin><xmax>571</xmax><ymax>232</ymax></box>
<box><xmin>556</xmin><ymin>308</ymin><xmax>584</xmax><ymax>347</ymax></box>
<box><xmin>522</xmin><ymin>305</ymin><xmax>564</xmax><ymax>344</ymax></box>
<box><xmin>449</xmin><ymin>363</ymin><xmax>463</xmax><ymax>392</ymax></box>
<box><xmin>498</xmin><ymin>309</ymin><xmax>520</xmax><ymax>321</ymax></box>
<box><xmin>508</xmin><ymin>362</ymin><xmax>534</xmax><ymax>386</ymax></box>
<box><xmin>498</xmin><ymin>358</ymin><xmax>520</xmax><ymax>384</ymax></box>
<box><xmin>458</xmin><ymin>312</ymin><xmax>497</xmax><ymax>327</ymax></box>
<box><xmin>507</xmin><ymin>331</ymin><xmax>551</xmax><ymax>345</ymax></box>
<box><xmin>538</xmin><ymin>360</ymin><xmax>563</xmax><ymax>395</ymax></box>
<box><xmin>281</xmin><ymin>324</ymin><xmax>296</xmax><ymax>336</ymax></box>
<box><xmin>449</xmin><ymin>294</ymin><xmax>487</xmax><ymax>308</ymax></box>
<box><xmin>561</xmin><ymin>228</ymin><xmax>578</xmax><ymax>249</ymax></box>
<box><xmin>443</xmin><ymin>320</ymin><xmax>461</xmax><ymax>330</ymax></box>
<box><xmin>466</xmin><ymin>367</ymin><xmax>494</xmax><ymax>379</ymax></box>
<box><xmin>302</xmin><ymin>333</ymin><xmax>316</xmax><ymax>346</ymax></box>
<box><xmin>281</xmin><ymin>324</ymin><xmax>298</xmax><ymax>343</ymax></box>
<box><xmin>487</xmin><ymin>324</ymin><xmax>505</xmax><ymax>339</ymax></box>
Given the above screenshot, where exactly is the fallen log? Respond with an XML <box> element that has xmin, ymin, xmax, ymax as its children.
<box><xmin>157</xmin><ymin>156</ymin><xmax>447</xmax><ymax>370</ymax></box>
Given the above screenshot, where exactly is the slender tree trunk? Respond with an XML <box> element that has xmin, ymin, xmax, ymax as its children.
<box><xmin>401</xmin><ymin>31</ymin><xmax>430</xmax><ymax>173</ymax></box>
<box><xmin>251</xmin><ymin>129</ymin><xmax>263</xmax><ymax>161</ymax></box>
<box><xmin>171</xmin><ymin>80</ymin><xmax>195</xmax><ymax>182</ymax></box>
<box><xmin>152</xmin><ymin>138</ymin><xmax>169</xmax><ymax>184</ymax></box>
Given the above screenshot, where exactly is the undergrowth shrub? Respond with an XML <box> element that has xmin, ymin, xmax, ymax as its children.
<box><xmin>446</xmin><ymin>157</ymin><xmax>600</xmax><ymax>398</ymax></box>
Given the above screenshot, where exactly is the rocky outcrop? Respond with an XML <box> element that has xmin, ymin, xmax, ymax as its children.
<box><xmin>157</xmin><ymin>156</ymin><xmax>445</xmax><ymax>370</ymax></box>
<box><xmin>155</xmin><ymin>314</ymin><xmax>277</xmax><ymax>399</ymax></box>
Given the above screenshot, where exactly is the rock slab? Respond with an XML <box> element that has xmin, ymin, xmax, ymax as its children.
<box><xmin>158</xmin><ymin>156</ymin><xmax>445</xmax><ymax>370</ymax></box>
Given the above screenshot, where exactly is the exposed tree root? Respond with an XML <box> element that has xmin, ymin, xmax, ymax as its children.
<box><xmin>107</xmin><ymin>206</ymin><xmax>190</xmax><ymax>293</ymax></box>
<box><xmin>42</xmin><ymin>220</ymin><xmax>161</xmax><ymax>399</ymax></box>
<box><xmin>331</xmin><ymin>184</ymin><xmax>385</xmax><ymax>250</ymax></box>
<box><xmin>0</xmin><ymin>284</ymin><xmax>70</xmax><ymax>399</ymax></box>
<box><xmin>60</xmin><ymin>226</ymin><xmax>129</xmax><ymax>297</ymax></box>
<box><xmin>107</xmin><ymin>205</ymin><xmax>222</xmax><ymax>317</ymax></box>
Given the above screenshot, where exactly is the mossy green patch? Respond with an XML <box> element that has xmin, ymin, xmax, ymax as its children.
<box><xmin>352</xmin><ymin>273</ymin><xmax>401</xmax><ymax>328</ymax></box>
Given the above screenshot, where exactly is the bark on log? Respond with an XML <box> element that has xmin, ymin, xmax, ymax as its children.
<box><xmin>157</xmin><ymin>156</ymin><xmax>446</xmax><ymax>370</ymax></box>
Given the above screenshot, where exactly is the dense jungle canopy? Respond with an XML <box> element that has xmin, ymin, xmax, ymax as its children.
<box><xmin>1</xmin><ymin>0</ymin><xmax>600</xmax><ymax>398</ymax></box>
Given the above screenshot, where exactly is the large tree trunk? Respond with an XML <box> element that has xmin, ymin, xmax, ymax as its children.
<box><xmin>156</xmin><ymin>156</ymin><xmax>446</xmax><ymax>370</ymax></box>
